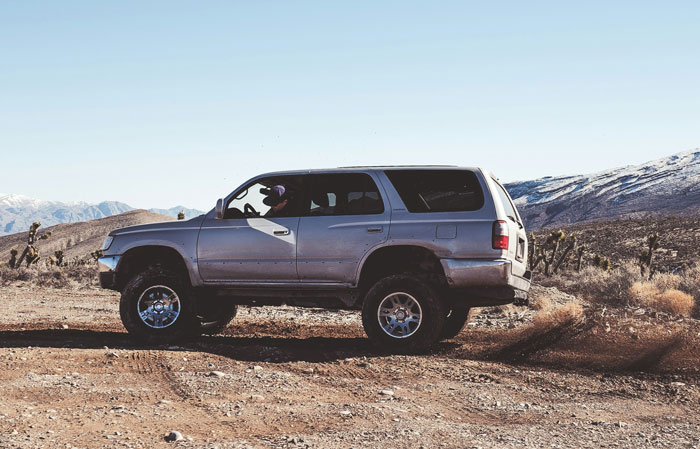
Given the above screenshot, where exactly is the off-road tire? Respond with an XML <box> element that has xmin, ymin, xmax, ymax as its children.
<box><xmin>361</xmin><ymin>273</ymin><xmax>446</xmax><ymax>353</ymax></box>
<box><xmin>439</xmin><ymin>306</ymin><xmax>473</xmax><ymax>340</ymax></box>
<box><xmin>198</xmin><ymin>302</ymin><xmax>238</xmax><ymax>335</ymax></box>
<box><xmin>119</xmin><ymin>267</ymin><xmax>197</xmax><ymax>344</ymax></box>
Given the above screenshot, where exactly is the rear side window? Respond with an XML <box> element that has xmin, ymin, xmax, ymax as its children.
<box><xmin>306</xmin><ymin>173</ymin><xmax>384</xmax><ymax>216</ymax></box>
<box><xmin>385</xmin><ymin>170</ymin><xmax>484</xmax><ymax>213</ymax></box>
<box><xmin>492</xmin><ymin>179</ymin><xmax>518</xmax><ymax>220</ymax></box>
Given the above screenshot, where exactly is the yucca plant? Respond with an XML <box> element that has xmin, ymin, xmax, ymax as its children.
<box><xmin>15</xmin><ymin>222</ymin><xmax>50</xmax><ymax>268</ymax></box>
<box><xmin>9</xmin><ymin>248</ymin><xmax>18</xmax><ymax>268</ymax></box>
<box><xmin>638</xmin><ymin>232</ymin><xmax>660</xmax><ymax>278</ymax></box>
<box><xmin>543</xmin><ymin>229</ymin><xmax>566</xmax><ymax>276</ymax></box>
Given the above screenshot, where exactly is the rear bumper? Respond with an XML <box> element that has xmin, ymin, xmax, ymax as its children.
<box><xmin>440</xmin><ymin>258</ymin><xmax>531</xmax><ymax>306</ymax></box>
<box><xmin>98</xmin><ymin>256</ymin><xmax>120</xmax><ymax>290</ymax></box>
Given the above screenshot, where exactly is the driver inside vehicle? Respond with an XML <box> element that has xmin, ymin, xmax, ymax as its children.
<box><xmin>262</xmin><ymin>185</ymin><xmax>289</xmax><ymax>217</ymax></box>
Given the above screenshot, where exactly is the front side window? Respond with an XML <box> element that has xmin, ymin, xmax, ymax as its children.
<box><xmin>385</xmin><ymin>169</ymin><xmax>484</xmax><ymax>213</ymax></box>
<box><xmin>306</xmin><ymin>173</ymin><xmax>384</xmax><ymax>216</ymax></box>
<box><xmin>225</xmin><ymin>175</ymin><xmax>305</xmax><ymax>219</ymax></box>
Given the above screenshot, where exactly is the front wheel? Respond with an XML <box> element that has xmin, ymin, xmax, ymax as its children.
<box><xmin>119</xmin><ymin>267</ymin><xmax>197</xmax><ymax>344</ymax></box>
<box><xmin>361</xmin><ymin>274</ymin><xmax>446</xmax><ymax>353</ymax></box>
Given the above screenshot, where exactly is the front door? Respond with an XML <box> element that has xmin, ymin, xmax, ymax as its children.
<box><xmin>197</xmin><ymin>175</ymin><xmax>305</xmax><ymax>283</ymax></box>
<box><xmin>296</xmin><ymin>172</ymin><xmax>390</xmax><ymax>284</ymax></box>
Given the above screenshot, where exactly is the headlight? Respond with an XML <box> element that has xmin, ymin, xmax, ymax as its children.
<box><xmin>101</xmin><ymin>236</ymin><xmax>114</xmax><ymax>251</ymax></box>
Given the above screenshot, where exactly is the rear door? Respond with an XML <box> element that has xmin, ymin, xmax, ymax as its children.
<box><xmin>296</xmin><ymin>172</ymin><xmax>390</xmax><ymax>284</ymax></box>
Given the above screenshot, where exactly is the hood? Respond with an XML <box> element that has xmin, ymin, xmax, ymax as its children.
<box><xmin>110</xmin><ymin>214</ymin><xmax>205</xmax><ymax>236</ymax></box>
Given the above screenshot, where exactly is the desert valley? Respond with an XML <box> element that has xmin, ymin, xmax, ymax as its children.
<box><xmin>0</xmin><ymin>151</ymin><xmax>699</xmax><ymax>448</ymax></box>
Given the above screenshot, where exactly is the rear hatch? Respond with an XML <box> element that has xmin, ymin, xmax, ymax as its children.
<box><xmin>489</xmin><ymin>177</ymin><xmax>528</xmax><ymax>278</ymax></box>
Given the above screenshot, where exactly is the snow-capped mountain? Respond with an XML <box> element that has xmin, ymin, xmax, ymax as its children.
<box><xmin>505</xmin><ymin>149</ymin><xmax>700</xmax><ymax>230</ymax></box>
<box><xmin>149</xmin><ymin>206</ymin><xmax>206</xmax><ymax>219</ymax></box>
<box><xmin>0</xmin><ymin>194</ymin><xmax>205</xmax><ymax>236</ymax></box>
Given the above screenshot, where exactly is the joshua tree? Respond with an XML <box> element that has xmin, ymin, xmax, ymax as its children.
<box><xmin>574</xmin><ymin>245</ymin><xmax>586</xmax><ymax>271</ymax></box>
<box><xmin>593</xmin><ymin>254</ymin><xmax>611</xmax><ymax>271</ymax></box>
<box><xmin>15</xmin><ymin>222</ymin><xmax>51</xmax><ymax>268</ymax></box>
<box><xmin>90</xmin><ymin>249</ymin><xmax>104</xmax><ymax>262</ymax></box>
<box><xmin>553</xmin><ymin>234</ymin><xmax>577</xmax><ymax>274</ymax></box>
<box><xmin>9</xmin><ymin>249</ymin><xmax>18</xmax><ymax>268</ymax></box>
<box><xmin>638</xmin><ymin>233</ymin><xmax>660</xmax><ymax>278</ymax></box>
<box><xmin>54</xmin><ymin>250</ymin><xmax>65</xmax><ymax>267</ymax></box>
<box><xmin>177</xmin><ymin>210</ymin><xmax>185</xmax><ymax>220</ymax></box>
<box><xmin>543</xmin><ymin>230</ymin><xmax>566</xmax><ymax>276</ymax></box>
<box><xmin>528</xmin><ymin>233</ymin><xmax>537</xmax><ymax>269</ymax></box>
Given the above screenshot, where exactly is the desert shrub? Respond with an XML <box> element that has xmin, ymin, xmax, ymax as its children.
<box><xmin>539</xmin><ymin>260</ymin><xmax>641</xmax><ymax>305</ymax></box>
<box><xmin>0</xmin><ymin>266</ymin><xmax>32</xmax><ymax>284</ymax></box>
<box><xmin>0</xmin><ymin>264</ymin><xmax>97</xmax><ymax>288</ymax></box>
<box><xmin>531</xmin><ymin>301</ymin><xmax>585</xmax><ymax>331</ymax></box>
<box><xmin>63</xmin><ymin>265</ymin><xmax>98</xmax><ymax>286</ymax></box>
<box><xmin>651</xmin><ymin>272</ymin><xmax>682</xmax><ymax>291</ymax></box>
<box><xmin>36</xmin><ymin>269</ymin><xmax>70</xmax><ymax>288</ymax></box>
<box><xmin>628</xmin><ymin>282</ymin><xmax>694</xmax><ymax>317</ymax></box>
<box><xmin>530</xmin><ymin>294</ymin><xmax>553</xmax><ymax>311</ymax></box>
<box><xmin>676</xmin><ymin>265</ymin><xmax>700</xmax><ymax>318</ymax></box>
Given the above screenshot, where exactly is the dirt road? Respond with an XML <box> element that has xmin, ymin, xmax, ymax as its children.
<box><xmin>0</xmin><ymin>283</ymin><xmax>698</xmax><ymax>448</ymax></box>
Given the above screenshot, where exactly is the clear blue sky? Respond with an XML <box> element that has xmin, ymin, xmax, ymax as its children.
<box><xmin>1</xmin><ymin>1</ymin><xmax>698</xmax><ymax>210</ymax></box>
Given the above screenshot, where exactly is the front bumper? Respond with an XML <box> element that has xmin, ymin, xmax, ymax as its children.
<box><xmin>440</xmin><ymin>258</ymin><xmax>531</xmax><ymax>306</ymax></box>
<box><xmin>98</xmin><ymin>255</ymin><xmax>120</xmax><ymax>290</ymax></box>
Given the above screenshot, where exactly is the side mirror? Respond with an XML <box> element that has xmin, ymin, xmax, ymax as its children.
<box><xmin>215</xmin><ymin>198</ymin><xmax>224</xmax><ymax>219</ymax></box>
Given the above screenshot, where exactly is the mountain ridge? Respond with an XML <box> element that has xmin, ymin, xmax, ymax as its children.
<box><xmin>0</xmin><ymin>194</ymin><xmax>205</xmax><ymax>236</ymax></box>
<box><xmin>505</xmin><ymin>149</ymin><xmax>700</xmax><ymax>230</ymax></box>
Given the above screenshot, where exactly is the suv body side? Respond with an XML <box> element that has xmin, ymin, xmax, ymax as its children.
<box><xmin>99</xmin><ymin>167</ymin><xmax>530</xmax><ymax>308</ymax></box>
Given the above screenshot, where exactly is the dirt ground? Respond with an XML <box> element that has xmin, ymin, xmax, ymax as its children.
<box><xmin>0</xmin><ymin>283</ymin><xmax>699</xmax><ymax>449</ymax></box>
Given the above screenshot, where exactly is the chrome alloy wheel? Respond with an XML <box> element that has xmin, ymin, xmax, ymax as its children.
<box><xmin>377</xmin><ymin>292</ymin><xmax>423</xmax><ymax>339</ymax></box>
<box><xmin>137</xmin><ymin>285</ymin><xmax>181</xmax><ymax>329</ymax></box>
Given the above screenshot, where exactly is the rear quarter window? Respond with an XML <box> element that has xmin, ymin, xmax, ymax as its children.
<box><xmin>385</xmin><ymin>170</ymin><xmax>485</xmax><ymax>213</ymax></box>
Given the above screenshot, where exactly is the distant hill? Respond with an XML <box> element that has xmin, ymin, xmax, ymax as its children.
<box><xmin>506</xmin><ymin>149</ymin><xmax>700</xmax><ymax>230</ymax></box>
<box><xmin>149</xmin><ymin>206</ymin><xmax>206</xmax><ymax>220</ymax></box>
<box><xmin>531</xmin><ymin>214</ymin><xmax>700</xmax><ymax>272</ymax></box>
<box><xmin>0</xmin><ymin>210</ymin><xmax>173</xmax><ymax>262</ymax></box>
<box><xmin>0</xmin><ymin>194</ymin><xmax>205</xmax><ymax>236</ymax></box>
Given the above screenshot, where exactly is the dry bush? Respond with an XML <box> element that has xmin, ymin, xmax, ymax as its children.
<box><xmin>629</xmin><ymin>282</ymin><xmax>695</xmax><ymax>317</ymax></box>
<box><xmin>36</xmin><ymin>269</ymin><xmax>70</xmax><ymax>288</ymax></box>
<box><xmin>540</xmin><ymin>261</ymin><xmax>641</xmax><ymax>306</ymax></box>
<box><xmin>677</xmin><ymin>265</ymin><xmax>700</xmax><ymax>318</ymax></box>
<box><xmin>531</xmin><ymin>301</ymin><xmax>585</xmax><ymax>331</ymax></box>
<box><xmin>63</xmin><ymin>265</ymin><xmax>99</xmax><ymax>286</ymax></box>
<box><xmin>0</xmin><ymin>265</ymin><xmax>32</xmax><ymax>284</ymax></box>
<box><xmin>0</xmin><ymin>265</ymin><xmax>97</xmax><ymax>288</ymax></box>
<box><xmin>530</xmin><ymin>294</ymin><xmax>553</xmax><ymax>311</ymax></box>
<box><xmin>651</xmin><ymin>272</ymin><xmax>682</xmax><ymax>291</ymax></box>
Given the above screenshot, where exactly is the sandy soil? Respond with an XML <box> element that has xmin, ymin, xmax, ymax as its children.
<box><xmin>0</xmin><ymin>282</ymin><xmax>699</xmax><ymax>449</ymax></box>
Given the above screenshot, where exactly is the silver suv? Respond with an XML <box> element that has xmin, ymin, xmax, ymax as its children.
<box><xmin>99</xmin><ymin>167</ymin><xmax>531</xmax><ymax>351</ymax></box>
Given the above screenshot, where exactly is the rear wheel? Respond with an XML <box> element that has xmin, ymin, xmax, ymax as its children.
<box><xmin>439</xmin><ymin>306</ymin><xmax>473</xmax><ymax>340</ymax></box>
<box><xmin>361</xmin><ymin>274</ymin><xmax>445</xmax><ymax>353</ymax></box>
<box><xmin>197</xmin><ymin>299</ymin><xmax>238</xmax><ymax>335</ymax></box>
<box><xmin>119</xmin><ymin>267</ymin><xmax>197</xmax><ymax>343</ymax></box>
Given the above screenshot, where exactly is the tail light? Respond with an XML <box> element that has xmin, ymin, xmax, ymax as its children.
<box><xmin>492</xmin><ymin>220</ymin><xmax>509</xmax><ymax>250</ymax></box>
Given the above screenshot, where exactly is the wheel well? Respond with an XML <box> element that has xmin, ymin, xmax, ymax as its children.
<box><xmin>358</xmin><ymin>246</ymin><xmax>446</xmax><ymax>297</ymax></box>
<box><xmin>116</xmin><ymin>246</ymin><xmax>190</xmax><ymax>291</ymax></box>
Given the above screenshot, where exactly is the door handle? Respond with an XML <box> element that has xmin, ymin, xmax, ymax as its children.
<box><xmin>273</xmin><ymin>229</ymin><xmax>290</xmax><ymax>236</ymax></box>
<box><xmin>366</xmin><ymin>226</ymin><xmax>383</xmax><ymax>233</ymax></box>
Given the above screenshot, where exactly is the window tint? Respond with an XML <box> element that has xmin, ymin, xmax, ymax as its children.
<box><xmin>307</xmin><ymin>173</ymin><xmax>384</xmax><ymax>216</ymax></box>
<box><xmin>385</xmin><ymin>170</ymin><xmax>484</xmax><ymax>213</ymax></box>
<box><xmin>492</xmin><ymin>179</ymin><xmax>518</xmax><ymax>221</ymax></box>
<box><xmin>225</xmin><ymin>175</ymin><xmax>305</xmax><ymax>219</ymax></box>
